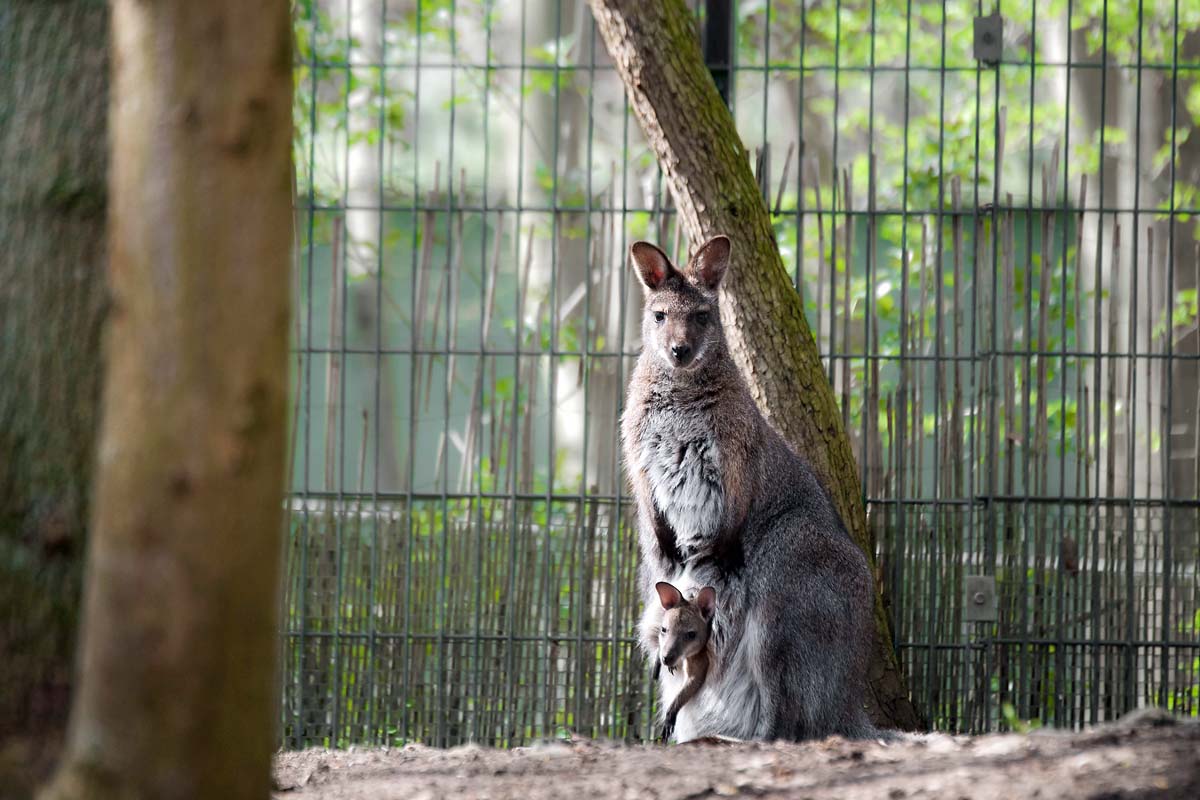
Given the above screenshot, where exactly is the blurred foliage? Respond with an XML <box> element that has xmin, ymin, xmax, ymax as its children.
<box><xmin>287</xmin><ymin>0</ymin><xmax>1198</xmax><ymax>497</ymax></box>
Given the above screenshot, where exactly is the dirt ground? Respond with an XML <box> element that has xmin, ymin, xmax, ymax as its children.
<box><xmin>273</xmin><ymin>710</ymin><xmax>1200</xmax><ymax>800</ymax></box>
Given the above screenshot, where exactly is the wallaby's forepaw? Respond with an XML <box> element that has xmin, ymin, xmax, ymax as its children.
<box><xmin>652</xmin><ymin>659</ymin><xmax>661</xmax><ymax>681</ymax></box>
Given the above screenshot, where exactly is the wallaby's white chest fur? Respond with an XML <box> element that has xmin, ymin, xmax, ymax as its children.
<box><xmin>637</xmin><ymin>406</ymin><xmax>724</xmax><ymax>551</ymax></box>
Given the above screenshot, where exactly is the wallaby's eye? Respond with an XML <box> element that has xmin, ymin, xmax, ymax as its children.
<box><xmin>694</xmin><ymin>311</ymin><xmax>710</xmax><ymax>326</ymax></box>
<box><xmin>653</xmin><ymin>311</ymin><xmax>666</xmax><ymax>324</ymax></box>
<box><xmin>686</xmin><ymin>630</ymin><xmax>697</xmax><ymax>641</ymax></box>
<box><xmin>660</xmin><ymin>626</ymin><xmax>668</xmax><ymax>634</ymax></box>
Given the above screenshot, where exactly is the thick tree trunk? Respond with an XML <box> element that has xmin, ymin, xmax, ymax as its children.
<box><xmin>40</xmin><ymin>2</ymin><xmax>293</xmax><ymax>798</ymax></box>
<box><xmin>0</xmin><ymin>1</ymin><xmax>109</xmax><ymax>792</ymax></box>
<box><xmin>588</xmin><ymin>0</ymin><xmax>922</xmax><ymax>731</ymax></box>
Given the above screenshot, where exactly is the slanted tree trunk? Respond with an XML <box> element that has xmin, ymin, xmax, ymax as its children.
<box><xmin>588</xmin><ymin>0</ymin><xmax>922</xmax><ymax>731</ymax></box>
<box><xmin>0</xmin><ymin>1</ymin><xmax>109</xmax><ymax>792</ymax></box>
<box><xmin>40</xmin><ymin>2</ymin><xmax>293</xmax><ymax>798</ymax></box>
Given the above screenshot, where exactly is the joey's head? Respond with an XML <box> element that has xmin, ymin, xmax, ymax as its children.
<box><xmin>656</xmin><ymin>582</ymin><xmax>717</xmax><ymax>671</ymax></box>
<box><xmin>630</xmin><ymin>236</ymin><xmax>731</xmax><ymax>373</ymax></box>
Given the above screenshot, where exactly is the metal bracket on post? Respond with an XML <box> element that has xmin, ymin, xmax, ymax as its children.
<box><xmin>964</xmin><ymin>575</ymin><xmax>998</xmax><ymax>622</ymax></box>
<box><xmin>973</xmin><ymin>13</ymin><xmax>1003</xmax><ymax>66</ymax></box>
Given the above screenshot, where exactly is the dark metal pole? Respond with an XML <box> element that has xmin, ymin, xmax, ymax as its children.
<box><xmin>703</xmin><ymin>0</ymin><xmax>733</xmax><ymax>107</ymax></box>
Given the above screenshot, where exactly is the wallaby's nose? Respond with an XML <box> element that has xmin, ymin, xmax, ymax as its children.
<box><xmin>670</xmin><ymin>343</ymin><xmax>692</xmax><ymax>363</ymax></box>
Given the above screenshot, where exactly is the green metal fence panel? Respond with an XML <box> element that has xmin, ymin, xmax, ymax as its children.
<box><xmin>284</xmin><ymin>0</ymin><xmax>1200</xmax><ymax>747</ymax></box>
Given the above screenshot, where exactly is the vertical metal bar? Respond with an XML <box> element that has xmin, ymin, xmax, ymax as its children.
<box><xmin>860</xmin><ymin>0</ymin><xmax>877</xmax><ymax>520</ymax></box>
<box><xmin>984</xmin><ymin>12</ymin><xmax>1006</xmax><ymax>737</ymax></box>
<box><xmin>362</xmin><ymin>0</ymin><xmax>389</xmax><ymax>746</ymax></box>
<box><xmin>1123</xmin><ymin>0</ymin><xmax>1146</xmax><ymax>717</ymax></box>
<box><xmin>502</xmin><ymin>0</ymin><xmax>530</xmax><ymax>746</ymax></box>
<box><xmin>1017</xmin><ymin>0</ymin><xmax>1038</xmax><ymax>724</ymax></box>
<box><xmin>840</xmin><ymin>172</ymin><xmax>852</xmax><ymax>435</ymax></box>
<box><xmin>761</xmin><ymin>0</ymin><xmax>771</xmax><ymax>150</ymax></box>
<box><xmin>893</xmin><ymin>0</ymin><xmax>914</xmax><ymax>703</ymax></box>
<box><xmin>1089</xmin><ymin>0</ymin><xmax>1110</xmax><ymax>726</ymax></box>
<box><xmin>331</xmin><ymin>0</ymin><xmax>354</xmax><ymax>746</ymax></box>
<box><xmin>613</xmin><ymin>92</ymin><xmax>634</xmax><ymax>742</ymax></box>
<box><xmin>827</xmin><ymin>0</ymin><xmax>842</xmax><ymax>386</ymax></box>
<box><xmin>293</xmin><ymin>0</ymin><xmax>322</xmax><ymax>750</ymax></box>
<box><xmin>794</xmin><ymin>1</ymin><xmax>807</xmax><ymax>296</ymax></box>
<box><xmin>468</xmin><ymin>1</ymin><xmax>495</xmax><ymax>745</ymax></box>
<box><xmin>1159</xmin><ymin>0</ymin><xmax>1181</xmax><ymax>711</ymax></box>
<box><xmin>463</xmin><ymin>1</ymin><xmax>492</xmax><ymax>743</ymax></box>
<box><xmin>1055</xmin><ymin>0</ymin><xmax>1078</xmax><ymax>728</ymax></box>
<box><xmin>967</xmin><ymin>0</ymin><xmax>987</xmax><ymax>734</ymax></box>
<box><xmin>401</xmin><ymin>0</ymin><xmax>424</xmax><ymax>746</ymax></box>
<box><xmin>543</xmin><ymin>0</ymin><xmax>564</xmax><ymax>742</ymax></box>
<box><xmin>573</xmin><ymin>9</ymin><xmax>599</xmax><ymax>736</ymax></box>
<box><xmin>925</xmin><ymin>0</ymin><xmax>951</xmax><ymax>724</ymax></box>
<box><xmin>703</xmin><ymin>0</ymin><xmax>733</xmax><ymax>107</ymax></box>
<box><xmin>433</xmin><ymin>0</ymin><xmax>459</xmax><ymax>748</ymax></box>
<box><xmin>730</xmin><ymin>0</ymin><xmax>740</xmax><ymax>140</ymax></box>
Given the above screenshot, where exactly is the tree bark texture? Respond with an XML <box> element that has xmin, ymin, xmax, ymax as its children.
<box><xmin>40</xmin><ymin>2</ymin><xmax>293</xmax><ymax>798</ymax></box>
<box><xmin>0</xmin><ymin>1</ymin><xmax>109</xmax><ymax>791</ymax></box>
<box><xmin>588</xmin><ymin>0</ymin><xmax>922</xmax><ymax>731</ymax></box>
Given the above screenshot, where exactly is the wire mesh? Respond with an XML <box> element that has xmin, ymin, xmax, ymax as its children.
<box><xmin>283</xmin><ymin>0</ymin><xmax>1200</xmax><ymax>747</ymax></box>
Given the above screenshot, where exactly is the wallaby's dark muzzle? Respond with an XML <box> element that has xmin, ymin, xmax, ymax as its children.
<box><xmin>670</xmin><ymin>343</ymin><xmax>693</xmax><ymax>365</ymax></box>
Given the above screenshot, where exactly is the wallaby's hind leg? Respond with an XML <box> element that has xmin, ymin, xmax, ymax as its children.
<box><xmin>747</xmin><ymin>610</ymin><xmax>805</xmax><ymax>741</ymax></box>
<box><xmin>760</xmin><ymin>644</ymin><xmax>863</xmax><ymax>741</ymax></box>
<box><xmin>756</xmin><ymin>644</ymin><xmax>807</xmax><ymax>741</ymax></box>
<box><xmin>750</xmin><ymin>579</ymin><xmax>869</xmax><ymax>741</ymax></box>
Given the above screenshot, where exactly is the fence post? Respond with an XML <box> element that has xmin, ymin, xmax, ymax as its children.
<box><xmin>703</xmin><ymin>0</ymin><xmax>734</xmax><ymax>108</ymax></box>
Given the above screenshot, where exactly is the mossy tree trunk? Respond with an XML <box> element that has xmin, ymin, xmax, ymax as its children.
<box><xmin>40</xmin><ymin>2</ymin><xmax>293</xmax><ymax>798</ymax></box>
<box><xmin>0</xmin><ymin>1</ymin><xmax>109</xmax><ymax>792</ymax></box>
<box><xmin>589</xmin><ymin>0</ymin><xmax>922</xmax><ymax>732</ymax></box>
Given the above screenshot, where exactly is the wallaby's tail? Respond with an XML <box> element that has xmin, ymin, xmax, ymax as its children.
<box><xmin>862</xmin><ymin>724</ymin><xmax>902</xmax><ymax>742</ymax></box>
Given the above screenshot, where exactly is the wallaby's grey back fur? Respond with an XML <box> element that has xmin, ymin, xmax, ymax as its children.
<box><xmin>622</xmin><ymin>235</ymin><xmax>877</xmax><ymax>742</ymax></box>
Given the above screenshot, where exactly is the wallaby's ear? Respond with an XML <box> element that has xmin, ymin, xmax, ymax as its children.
<box><xmin>686</xmin><ymin>235</ymin><xmax>731</xmax><ymax>291</ymax></box>
<box><xmin>655</xmin><ymin>581</ymin><xmax>684</xmax><ymax>610</ymax></box>
<box><xmin>694</xmin><ymin>586</ymin><xmax>717</xmax><ymax>621</ymax></box>
<box><xmin>630</xmin><ymin>241</ymin><xmax>675</xmax><ymax>291</ymax></box>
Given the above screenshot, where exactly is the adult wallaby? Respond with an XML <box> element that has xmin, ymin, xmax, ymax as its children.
<box><xmin>653</xmin><ymin>582</ymin><xmax>716</xmax><ymax>743</ymax></box>
<box><xmin>621</xmin><ymin>235</ymin><xmax>876</xmax><ymax>742</ymax></box>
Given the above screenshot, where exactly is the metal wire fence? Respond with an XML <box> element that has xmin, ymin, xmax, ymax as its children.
<box><xmin>282</xmin><ymin>0</ymin><xmax>1200</xmax><ymax>747</ymax></box>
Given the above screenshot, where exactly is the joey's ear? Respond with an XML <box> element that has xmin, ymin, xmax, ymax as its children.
<box><xmin>686</xmin><ymin>235</ymin><xmax>731</xmax><ymax>291</ymax></box>
<box><xmin>694</xmin><ymin>586</ymin><xmax>717</xmax><ymax>621</ymax></box>
<box><xmin>630</xmin><ymin>241</ymin><xmax>676</xmax><ymax>291</ymax></box>
<box><xmin>655</xmin><ymin>581</ymin><xmax>684</xmax><ymax>610</ymax></box>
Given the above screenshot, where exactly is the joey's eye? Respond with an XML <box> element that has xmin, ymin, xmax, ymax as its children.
<box><xmin>653</xmin><ymin>311</ymin><xmax>666</xmax><ymax>324</ymax></box>
<box><xmin>686</xmin><ymin>631</ymin><xmax>697</xmax><ymax>640</ymax></box>
<box><xmin>694</xmin><ymin>311</ymin><xmax>710</xmax><ymax>326</ymax></box>
<box><xmin>661</xmin><ymin>626</ymin><xmax>668</xmax><ymax>633</ymax></box>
